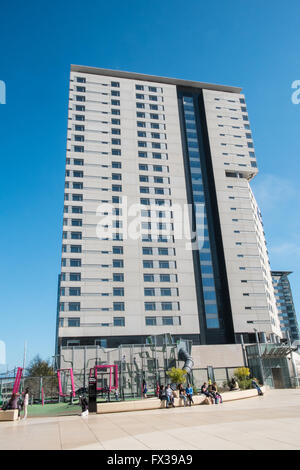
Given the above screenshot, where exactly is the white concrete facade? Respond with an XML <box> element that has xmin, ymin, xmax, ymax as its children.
<box><xmin>56</xmin><ymin>66</ymin><xmax>281</xmax><ymax>353</ymax></box>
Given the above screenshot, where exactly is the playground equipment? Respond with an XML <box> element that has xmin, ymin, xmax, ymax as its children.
<box><xmin>12</xmin><ymin>367</ymin><xmax>23</xmax><ymax>394</ymax></box>
<box><xmin>90</xmin><ymin>364</ymin><xmax>118</xmax><ymax>392</ymax></box>
<box><xmin>57</xmin><ymin>368</ymin><xmax>75</xmax><ymax>398</ymax></box>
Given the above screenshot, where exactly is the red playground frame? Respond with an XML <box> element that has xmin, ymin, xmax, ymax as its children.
<box><xmin>91</xmin><ymin>365</ymin><xmax>118</xmax><ymax>392</ymax></box>
<box><xmin>57</xmin><ymin>368</ymin><xmax>75</xmax><ymax>397</ymax></box>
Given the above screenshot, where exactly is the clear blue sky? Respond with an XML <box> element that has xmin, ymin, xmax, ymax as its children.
<box><xmin>1</xmin><ymin>0</ymin><xmax>299</xmax><ymax>371</ymax></box>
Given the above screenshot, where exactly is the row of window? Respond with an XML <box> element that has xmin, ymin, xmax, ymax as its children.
<box><xmin>60</xmin><ymin>301</ymin><xmax>179</xmax><ymax>312</ymax></box>
<box><xmin>61</xmin><ymin>315</ymin><xmax>180</xmax><ymax>328</ymax></box>
<box><xmin>60</xmin><ymin>286</ymin><xmax>178</xmax><ymax>297</ymax></box>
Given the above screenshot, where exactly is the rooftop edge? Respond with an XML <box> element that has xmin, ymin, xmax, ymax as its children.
<box><xmin>70</xmin><ymin>65</ymin><xmax>242</xmax><ymax>94</ymax></box>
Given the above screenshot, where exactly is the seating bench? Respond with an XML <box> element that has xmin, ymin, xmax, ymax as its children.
<box><xmin>0</xmin><ymin>409</ymin><xmax>19</xmax><ymax>421</ymax></box>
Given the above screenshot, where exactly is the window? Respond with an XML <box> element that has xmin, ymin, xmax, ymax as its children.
<box><xmin>74</xmin><ymin>159</ymin><xmax>84</xmax><ymax>165</ymax></box>
<box><xmin>143</xmin><ymin>260</ymin><xmax>153</xmax><ymax>268</ymax></box>
<box><xmin>136</xmin><ymin>84</ymin><xmax>144</xmax><ymax>90</ymax></box>
<box><xmin>112</xmin><ymin>128</ymin><xmax>121</xmax><ymax>135</ymax></box>
<box><xmin>111</xmin><ymin>109</ymin><xmax>120</xmax><ymax>115</ymax></box>
<box><xmin>112</xmin><ymin>184</ymin><xmax>122</xmax><ymax>192</ymax></box>
<box><xmin>144</xmin><ymin>274</ymin><xmax>154</xmax><ymax>282</ymax></box>
<box><xmin>162</xmin><ymin>316</ymin><xmax>173</xmax><ymax>325</ymax></box>
<box><xmin>69</xmin><ymin>287</ymin><xmax>81</xmax><ymax>296</ymax></box>
<box><xmin>113</xmin><ymin>302</ymin><xmax>124</xmax><ymax>311</ymax></box>
<box><xmin>113</xmin><ymin>273</ymin><xmax>124</xmax><ymax>282</ymax></box>
<box><xmin>112</xmin><ymin>162</ymin><xmax>122</xmax><ymax>169</ymax></box>
<box><xmin>113</xmin><ymin>259</ymin><xmax>124</xmax><ymax>268</ymax></box>
<box><xmin>162</xmin><ymin>302</ymin><xmax>172</xmax><ymax>311</ymax></box>
<box><xmin>76</xmin><ymin>77</ymin><xmax>86</xmax><ymax>83</ymax></box>
<box><xmin>161</xmin><ymin>288</ymin><xmax>172</xmax><ymax>296</ymax></box>
<box><xmin>158</xmin><ymin>248</ymin><xmax>169</xmax><ymax>255</ymax></box>
<box><xmin>111</xmin><ymin>138</ymin><xmax>121</xmax><ymax>145</ymax></box>
<box><xmin>113</xmin><ymin>317</ymin><xmax>125</xmax><ymax>326</ymax></box>
<box><xmin>111</xmin><ymin>81</ymin><xmax>120</xmax><ymax>87</ymax></box>
<box><xmin>142</xmin><ymin>247</ymin><xmax>152</xmax><ymax>255</ymax></box>
<box><xmin>74</xmin><ymin>135</ymin><xmax>84</xmax><ymax>142</ymax></box>
<box><xmin>72</xmin><ymin>206</ymin><xmax>82</xmax><ymax>213</ymax></box>
<box><xmin>146</xmin><ymin>317</ymin><xmax>157</xmax><ymax>326</ymax></box>
<box><xmin>145</xmin><ymin>288</ymin><xmax>155</xmax><ymax>296</ymax></box>
<box><xmin>111</xmin><ymin>90</ymin><xmax>120</xmax><ymax>96</ymax></box>
<box><xmin>73</xmin><ymin>171</ymin><xmax>83</xmax><ymax>178</ymax></box>
<box><xmin>71</xmin><ymin>232</ymin><xmax>82</xmax><ymax>239</ymax></box>
<box><xmin>69</xmin><ymin>302</ymin><xmax>80</xmax><ymax>311</ymax></box>
<box><xmin>71</xmin><ymin>219</ymin><xmax>82</xmax><ymax>226</ymax></box>
<box><xmin>113</xmin><ymin>287</ymin><xmax>124</xmax><ymax>296</ymax></box>
<box><xmin>73</xmin><ymin>182</ymin><xmax>83</xmax><ymax>189</ymax></box>
<box><xmin>71</xmin><ymin>245</ymin><xmax>82</xmax><ymax>253</ymax></box>
<box><xmin>74</xmin><ymin>146</ymin><xmax>84</xmax><ymax>153</ymax></box>
<box><xmin>111</xmin><ymin>118</ymin><xmax>120</xmax><ymax>125</ymax></box>
<box><xmin>160</xmin><ymin>274</ymin><xmax>170</xmax><ymax>282</ymax></box>
<box><xmin>145</xmin><ymin>302</ymin><xmax>156</xmax><ymax>311</ymax></box>
<box><xmin>70</xmin><ymin>273</ymin><xmax>81</xmax><ymax>281</ymax></box>
<box><xmin>72</xmin><ymin>194</ymin><xmax>83</xmax><ymax>201</ymax></box>
<box><xmin>159</xmin><ymin>261</ymin><xmax>169</xmax><ymax>268</ymax></box>
<box><xmin>70</xmin><ymin>259</ymin><xmax>81</xmax><ymax>267</ymax></box>
<box><xmin>112</xmin><ymin>246</ymin><xmax>123</xmax><ymax>254</ymax></box>
<box><xmin>112</xmin><ymin>149</ymin><xmax>121</xmax><ymax>156</ymax></box>
<box><xmin>68</xmin><ymin>318</ymin><xmax>80</xmax><ymax>327</ymax></box>
<box><xmin>75</xmin><ymin>105</ymin><xmax>85</xmax><ymax>111</ymax></box>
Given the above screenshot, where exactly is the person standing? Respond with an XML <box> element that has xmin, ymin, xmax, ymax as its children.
<box><xmin>166</xmin><ymin>384</ymin><xmax>175</xmax><ymax>408</ymax></box>
<box><xmin>142</xmin><ymin>379</ymin><xmax>147</xmax><ymax>398</ymax></box>
<box><xmin>23</xmin><ymin>388</ymin><xmax>29</xmax><ymax>419</ymax></box>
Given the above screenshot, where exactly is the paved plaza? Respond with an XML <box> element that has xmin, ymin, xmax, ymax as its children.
<box><xmin>1</xmin><ymin>389</ymin><xmax>300</xmax><ymax>450</ymax></box>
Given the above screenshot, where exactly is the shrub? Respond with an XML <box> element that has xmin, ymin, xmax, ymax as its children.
<box><xmin>238</xmin><ymin>379</ymin><xmax>253</xmax><ymax>390</ymax></box>
<box><xmin>166</xmin><ymin>367</ymin><xmax>187</xmax><ymax>385</ymax></box>
<box><xmin>234</xmin><ymin>367</ymin><xmax>250</xmax><ymax>382</ymax></box>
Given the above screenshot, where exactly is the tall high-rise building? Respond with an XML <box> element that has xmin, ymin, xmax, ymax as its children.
<box><xmin>55</xmin><ymin>65</ymin><xmax>282</xmax><ymax>355</ymax></box>
<box><xmin>272</xmin><ymin>271</ymin><xmax>300</xmax><ymax>342</ymax></box>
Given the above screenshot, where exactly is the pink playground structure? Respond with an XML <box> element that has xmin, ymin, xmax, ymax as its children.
<box><xmin>90</xmin><ymin>365</ymin><xmax>118</xmax><ymax>392</ymax></box>
<box><xmin>12</xmin><ymin>367</ymin><xmax>23</xmax><ymax>394</ymax></box>
<box><xmin>57</xmin><ymin>368</ymin><xmax>75</xmax><ymax>397</ymax></box>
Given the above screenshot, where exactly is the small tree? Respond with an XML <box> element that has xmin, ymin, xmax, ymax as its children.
<box><xmin>166</xmin><ymin>367</ymin><xmax>187</xmax><ymax>385</ymax></box>
<box><xmin>234</xmin><ymin>367</ymin><xmax>250</xmax><ymax>382</ymax></box>
<box><xmin>27</xmin><ymin>355</ymin><xmax>55</xmax><ymax>377</ymax></box>
<box><xmin>234</xmin><ymin>367</ymin><xmax>252</xmax><ymax>390</ymax></box>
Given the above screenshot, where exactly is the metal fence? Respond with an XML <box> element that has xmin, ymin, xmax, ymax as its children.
<box><xmin>0</xmin><ymin>365</ymin><xmax>242</xmax><ymax>404</ymax></box>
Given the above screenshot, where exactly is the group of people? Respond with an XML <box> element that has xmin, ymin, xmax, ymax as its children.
<box><xmin>158</xmin><ymin>383</ymin><xmax>194</xmax><ymax>408</ymax></box>
<box><xmin>200</xmin><ymin>382</ymin><xmax>223</xmax><ymax>404</ymax></box>
<box><xmin>1</xmin><ymin>388</ymin><xmax>29</xmax><ymax>420</ymax></box>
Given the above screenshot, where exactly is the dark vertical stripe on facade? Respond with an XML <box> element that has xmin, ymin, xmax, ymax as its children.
<box><xmin>177</xmin><ymin>86</ymin><xmax>235</xmax><ymax>344</ymax></box>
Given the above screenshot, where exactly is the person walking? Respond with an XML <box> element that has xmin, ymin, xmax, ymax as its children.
<box><xmin>23</xmin><ymin>388</ymin><xmax>29</xmax><ymax>419</ymax></box>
